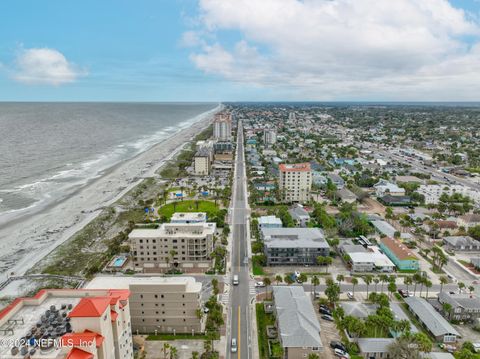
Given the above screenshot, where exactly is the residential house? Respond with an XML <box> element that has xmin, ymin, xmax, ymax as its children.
<box><xmin>288</xmin><ymin>204</ymin><xmax>310</xmax><ymax>227</ymax></box>
<box><xmin>438</xmin><ymin>291</ymin><xmax>480</xmax><ymax>322</ymax></box>
<box><xmin>357</xmin><ymin>338</ymin><xmax>395</xmax><ymax>359</ymax></box>
<box><xmin>272</xmin><ymin>286</ymin><xmax>323</xmax><ymax>359</ymax></box>
<box><xmin>258</xmin><ymin>215</ymin><xmax>283</xmax><ymax>229</ymax></box>
<box><xmin>404</xmin><ymin>297</ymin><xmax>460</xmax><ymax>343</ymax></box>
<box><xmin>457</xmin><ymin>214</ymin><xmax>480</xmax><ymax>229</ymax></box>
<box><xmin>374</xmin><ymin>180</ymin><xmax>406</xmax><ymax>197</ymax></box>
<box><xmin>443</xmin><ymin>236</ymin><xmax>480</xmax><ymax>251</ymax></box>
<box><xmin>336</xmin><ymin>187</ymin><xmax>357</xmax><ymax>204</ymax></box>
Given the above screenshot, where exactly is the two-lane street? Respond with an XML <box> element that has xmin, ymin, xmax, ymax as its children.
<box><xmin>228</xmin><ymin>120</ymin><xmax>252</xmax><ymax>359</ymax></box>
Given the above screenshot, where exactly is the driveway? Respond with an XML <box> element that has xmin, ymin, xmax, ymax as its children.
<box><xmin>313</xmin><ymin>299</ymin><xmax>341</xmax><ymax>359</ymax></box>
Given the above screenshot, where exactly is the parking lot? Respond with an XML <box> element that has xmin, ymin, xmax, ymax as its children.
<box><xmin>313</xmin><ymin>299</ymin><xmax>342</xmax><ymax>359</ymax></box>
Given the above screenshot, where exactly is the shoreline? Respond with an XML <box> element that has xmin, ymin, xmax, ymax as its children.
<box><xmin>0</xmin><ymin>105</ymin><xmax>221</xmax><ymax>283</ymax></box>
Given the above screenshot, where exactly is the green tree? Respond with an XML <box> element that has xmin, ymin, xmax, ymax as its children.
<box><xmin>439</xmin><ymin>276</ymin><xmax>448</xmax><ymax>293</ymax></box>
<box><xmin>351</xmin><ymin>277</ymin><xmax>359</xmax><ymax>296</ymax></box>
<box><xmin>364</xmin><ymin>275</ymin><xmax>373</xmax><ymax>297</ymax></box>
<box><xmin>311</xmin><ymin>275</ymin><xmax>320</xmax><ymax>296</ymax></box>
<box><xmin>336</xmin><ymin>274</ymin><xmax>345</xmax><ymax>286</ymax></box>
<box><xmin>275</xmin><ymin>275</ymin><xmax>283</xmax><ymax>285</ymax></box>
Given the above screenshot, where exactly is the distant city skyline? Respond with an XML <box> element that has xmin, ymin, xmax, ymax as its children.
<box><xmin>1</xmin><ymin>0</ymin><xmax>480</xmax><ymax>102</ymax></box>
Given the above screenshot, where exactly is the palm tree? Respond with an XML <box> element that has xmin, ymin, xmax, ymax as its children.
<box><xmin>275</xmin><ymin>275</ymin><xmax>283</xmax><ymax>285</ymax></box>
<box><xmin>442</xmin><ymin>302</ymin><xmax>453</xmax><ymax>320</ymax></box>
<box><xmin>191</xmin><ymin>352</ymin><xmax>199</xmax><ymax>359</ymax></box>
<box><xmin>439</xmin><ymin>276</ymin><xmax>448</xmax><ymax>293</ymax></box>
<box><xmin>162</xmin><ymin>343</ymin><xmax>170</xmax><ymax>359</ymax></box>
<box><xmin>373</xmin><ymin>277</ymin><xmax>380</xmax><ymax>293</ymax></box>
<box><xmin>469</xmin><ymin>285</ymin><xmax>475</xmax><ymax>294</ymax></box>
<box><xmin>379</xmin><ymin>274</ymin><xmax>388</xmax><ymax>293</ymax></box>
<box><xmin>170</xmin><ymin>346</ymin><xmax>178</xmax><ymax>359</ymax></box>
<box><xmin>312</xmin><ymin>275</ymin><xmax>320</xmax><ymax>296</ymax></box>
<box><xmin>459</xmin><ymin>281</ymin><xmax>466</xmax><ymax>293</ymax></box>
<box><xmin>263</xmin><ymin>277</ymin><xmax>272</xmax><ymax>300</ymax></box>
<box><xmin>425</xmin><ymin>279</ymin><xmax>432</xmax><ymax>299</ymax></box>
<box><xmin>337</xmin><ymin>274</ymin><xmax>345</xmax><ymax>287</ymax></box>
<box><xmin>412</xmin><ymin>273</ymin><xmax>422</xmax><ymax>296</ymax></box>
<box><xmin>404</xmin><ymin>276</ymin><xmax>412</xmax><ymax>294</ymax></box>
<box><xmin>388</xmin><ymin>281</ymin><xmax>397</xmax><ymax>299</ymax></box>
<box><xmin>364</xmin><ymin>275</ymin><xmax>373</xmax><ymax>297</ymax></box>
<box><xmin>351</xmin><ymin>277</ymin><xmax>358</xmax><ymax>296</ymax></box>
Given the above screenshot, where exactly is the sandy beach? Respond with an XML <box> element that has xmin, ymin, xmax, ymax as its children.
<box><xmin>0</xmin><ymin>106</ymin><xmax>220</xmax><ymax>283</ymax></box>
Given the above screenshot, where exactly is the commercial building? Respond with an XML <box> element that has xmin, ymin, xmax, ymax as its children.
<box><xmin>213</xmin><ymin>113</ymin><xmax>232</xmax><ymax>141</ymax></box>
<box><xmin>378</xmin><ymin>236</ymin><xmax>419</xmax><ymax>271</ymax></box>
<box><xmin>404</xmin><ymin>297</ymin><xmax>460</xmax><ymax>343</ymax></box>
<box><xmin>279</xmin><ymin>163</ymin><xmax>312</xmax><ymax>203</ymax></box>
<box><xmin>0</xmin><ymin>288</ymin><xmax>133</xmax><ymax>359</ymax></box>
<box><xmin>258</xmin><ymin>215</ymin><xmax>283</xmax><ymax>229</ymax></box>
<box><xmin>193</xmin><ymin>148</ymin><xmax>211</xmax><ymax>176</ymax></box>
<box><xmin>437</xmin><ymin>292</ymin><xmax>480</xmax><ymax>322</ymax></box>
<box><xmin>272</xmin><ymin>286</ymin><xmax>323</xmax><ymax>359</ymax></box>
<box><xmin>417</xmin><ymin>184</ymin><xmax>480</xmax><ymax>206</ymax></box>
<box><xmin>130</xmin><ymin>222</ymin><xmax>216</xmax><ymax>273</ymax></box>
<box><xmin>87</xmin><ymin>276</ymin><xmax>203</xmax><ymax>334</ymax></box>
<box><xmin>443</xmin><ymin>236</ymin><xmax>480</xmax><ymax>251</ymax></box>
<box><xmin>347</xmin><ymin>250</ymin><xmax>395</xmax><ymax>273</ymax></box>
<box><xmin>262</xmin><ymin>228</ymin><xmax>329</xmax><ymax>266</ymax></box>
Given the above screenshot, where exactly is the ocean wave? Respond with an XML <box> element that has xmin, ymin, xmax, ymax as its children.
<box><xmin>0</xmin><ymin>104</ymin><xmax>220</xmax><ymax>217</ymax></box>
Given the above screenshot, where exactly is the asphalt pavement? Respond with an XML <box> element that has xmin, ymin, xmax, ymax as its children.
<box><xmin>228</xmin><ymin>121</ymin><xmax>252</xmax><ymax>359</ymax></box>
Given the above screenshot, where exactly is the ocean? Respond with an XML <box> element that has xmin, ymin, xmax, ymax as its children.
<box><xmin>0</xmin><ymin>102</ymin><xmax>217</xmax><ymax>217</ymax></box>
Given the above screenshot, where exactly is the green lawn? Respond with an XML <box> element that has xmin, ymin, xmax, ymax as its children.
<box><xmin>158</xmin><ymin>200</ymin><xmax>219</xmax><ymax>220</ymax></box>
<box><xmin>256</xmin><ymin>303</ymin><xmax>276</xmax><ymax>359</ymax></box>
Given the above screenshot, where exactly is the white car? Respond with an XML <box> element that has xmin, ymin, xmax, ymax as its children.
<box><xmin>231</xmin><ymin>338</ymin><xmax>238</xmax><ymax>353</ymax></box>
<box><xmin>334</xmin><ymin>348</ymin><xmax>350</xmax><ymax>358</ymax></box>
<box><xmin>255</xmin><ymin>281</ymin><xmax>265</xmax><ymax>287</ymax></box>
<box><xmin>347</xmin><ymin>292</ymin><xmax>354</xmax><ymax>299</ymax></box>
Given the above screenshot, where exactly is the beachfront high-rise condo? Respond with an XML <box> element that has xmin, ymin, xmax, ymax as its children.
<box><xmin>279</xmin><ymin>163</ymin><xmax>312</xmax><ymax>203</ymax></box>
<box><xmin>0</xmin><ymin>288</ymin><xmax>133</xmax><ymax>359</ymax></box>
<box><xmin>213</xmin><ymin>113</ymin><xmax>232</xmax><ymax>141</ymax></box>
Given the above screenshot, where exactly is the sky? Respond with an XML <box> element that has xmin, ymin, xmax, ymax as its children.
<box><xmin>1</xmin><ymin>0</ymin><xmax>480</xmax><ymax>102</ymax></box>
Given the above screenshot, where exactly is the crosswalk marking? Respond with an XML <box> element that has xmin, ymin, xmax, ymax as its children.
<box><xmin>249</xmin><ymin>281</ymin><xmax>256</xmax><ymax>296</ymax></box>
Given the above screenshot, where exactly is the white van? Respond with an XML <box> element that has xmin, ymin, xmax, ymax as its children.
<box><xmin>233</xmin><ymin>275</ymin><xmax>239</xmax><ymax>285</ymax></box>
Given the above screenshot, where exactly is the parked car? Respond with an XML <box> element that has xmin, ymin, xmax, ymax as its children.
<box><xmin>319</xmin><ymin>307</ymin><xmax>332</xmax><ymax>315</ymax></box>
<box><xmin>321</xmin><ymin>314</ymin><xmax>334</xmax><ymax>321</ymax></box>
<box><xmin>398</xmin><ymin>289</ymin><xmax>408</xmax><ymax>298</ymax></box>
<box><xmin>330</xmin><ymin>341</ymin><xmax>347</xmax><ymax>352</ymax></box>
<box><xmin>334</xmin><ymin>348</ymin><xmax>350</xmax><ymax>358</ymax></box>
<box><xmin>255</xmin><ymin>281</ymin><xmax>265</xmax><ymax>287</ymax></box>
<box><xmin>347</xmin><ymin>292</ymin><xmax>354</xmax><ymax>300</ymax></box>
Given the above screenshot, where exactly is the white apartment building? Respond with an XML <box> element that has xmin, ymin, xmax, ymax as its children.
<box><xmin>213</xmin><ymin>113</ymin><xmax>232</xmax><ymax>141</ymax></box>
<box><xmin>263</xmin><ymin>129</ymin><xmax>277</xmax><ymax>145</ymax></box>
<box><xmin>130</xmin><ymin>222</ymin><xmax>216</xmax><ymax>273</ymax></box>
<box><xmin>87</xmin><ymin>276</ymin><xmax>204</xmax><ymax>334</ymax></box>
<box><xmin>417</xmin><ymin>184</ymin><xmax>480</xmax><ymax>206</ymax></box>
<box><xmin>0</xmin><ymin>288</ymin><xmax>133</xmax><ymax>359</ymax></box>
<box><xmin>279</xmin><ymin>163</ymin><xmax>312</xmax><ymax>203</ymax></box>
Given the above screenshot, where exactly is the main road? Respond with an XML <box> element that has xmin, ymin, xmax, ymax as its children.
<box><xmin>228</xmin><ymin>120</ymin><xmax>252</xmax><ymax>359</ymax></box>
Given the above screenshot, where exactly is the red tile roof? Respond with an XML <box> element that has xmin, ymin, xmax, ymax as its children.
<box><xmin>279</xmin><ymin>163</ymin><xmax>311</xmax><ymax>172</ymax></box>
<box><xmin>68</xmin><ymin>297</ymin><xmax>111</xmax><ymax>318</ymax></box>
<box><xmin>61</xmin><ymin>330</ymin><xmax>104</xmax><ymax>348</ymax></box>
<box><xmin>66</xmin><ymin>348</ymin><xmax>94</xmax><ymax>359</ymax></box>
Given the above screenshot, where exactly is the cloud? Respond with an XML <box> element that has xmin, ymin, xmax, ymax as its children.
<box><xmin>13</xmin><ymin>48</ymin><xmax>86</xmax><ymax>85</ymax></box>
<box><xmin>188</xmin><ymin>0</ymin><xmax>480</xmax><ymax>100</ymax></box>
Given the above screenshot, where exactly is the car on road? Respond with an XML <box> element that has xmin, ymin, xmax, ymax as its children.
<box><xmin>334</xmin><ymin>348</ymin><xmax>350</xmax><ymax>358</ymax></box>
<box><xmin>255</xmin><ymin>281</ymin><xmax>265</xmax><ymax>287</ymax></box>
<box><xmin>330</xmin><ymin>341</ymin><xmax>347</xmax><ymax>352</ymax></box>
<box><xmin>231</xmin><ymin>338</ymin><xmax>237</xmax><ymax>353</ymax></box>
<box><xmin>233</xmin><ymin>275</ymin><xmax>239</xmax><ymax>285</ymax></box>
<box><xmin>347</xmin><ymin>292</ymin><xmax>354</xmax><ymax>300</ymax></box>
<box><xmin>321</xmin><ymin>314</ymin><xmax>334</xmax><ymax>321</ymax></box>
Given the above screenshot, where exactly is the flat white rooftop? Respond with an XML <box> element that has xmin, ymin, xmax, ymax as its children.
<box><xmin>86</xmin><ymin>275</ymin><xmax>202</xmax><ymax>293</ymax></box>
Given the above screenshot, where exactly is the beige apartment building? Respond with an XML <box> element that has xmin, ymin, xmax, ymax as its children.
<box><xmin>279</xmin><ymin>163</ymin><xmax>312</xmax><ymax>203</ymax></box>
<box><xmin>130</xmin><ymin>222</ymin><xmax>216</xmax><ymax>273</ymax></box>
<box><xmin>194</xmin><ymin>149</ymin><xmax>211</xmax><ymax>175</ymax></box>
<box><xmin>0</xmin><ymin>288</ymin><xmax>133</xmax><ymax>359</ymax></box>
<box><xmin>87</xmin><ymin>276</ymin><xmax>204</xmax><ymax>334</ymax></box>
